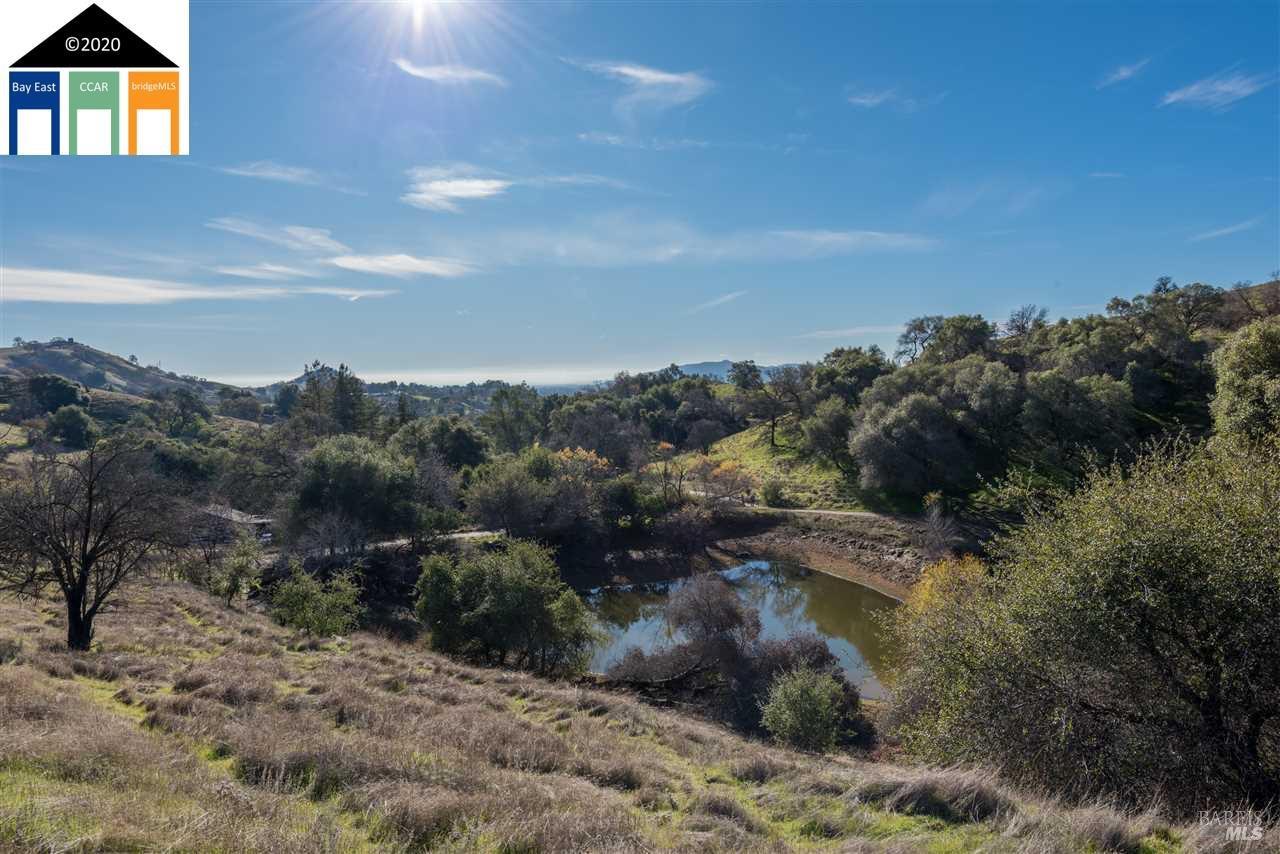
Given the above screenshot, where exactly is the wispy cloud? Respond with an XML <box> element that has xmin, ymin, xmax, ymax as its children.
<box><xmin>1097</xmin><ymin>58</ymin><xmax>1151</xmax><ymax>89</ymax></box>
<box><xmin>846</xmin><ymin>87</ymin><xmax>946</xmax><ymax>112</ymax></box>
<box><xmin>218</xmin><ymin>161</ymin><xmax>363</xmax><ymax>195</ymax></box>
<box><xmin>685</xmin><ymin>290</ymin><xmax>747</xmax><ymax>315</ymax></box>
<box><xmin>920</xmin><ymin>179</ymin><xmax>1061</xmax><ymax>218</ymax></box>
<box><xmin>1161</xmin><ymin>69</ymin><xmax>1275</xmax><ymax>110</ymax></box>
<box><xmin>573</xmin><ymin>60</ymin><xmax>713</xmax><ymax>121</ymax></box>
<box><xmin>577</xmin><ymin>131</ymin><xmax>710</xmax><ymax>151</ymax></box>
<box><xmin>1189</xmin><ymin>216</ymin><xmax>1262</xmax><ymax>242</ymax></box>
<box><xmin>392</xmin><ymin>58</ymin><xmax>506</xmax><ymax>87</ymax></box>
<box><xmin>327</xmin><ymin>254</ymin><xmax>474</xmax><ymax>278</ymax></box>
<box><xmin>206</xmin><ymin>217</ymin><xmax>350</xmax><ymax>254</ymax></box>
<box><xmin>847</xmin><ymin>89</ymin><xmax>897</xmax><ymax>108</ymax></box>
<box><xmin>1089</xmin><ymin>171</ymin><xmax>1126</xmax><ymax>179</ymax></box>
<box><xmin>795</xmin><ymin>324</ymin><xmax>904</xmax><ymax>340</ymax></box>
<box><xmin>294</xmin><ymin>286</ymin><xmax>399</xmax><ymax>302</ymax></box>
<box><xmin>402</xmin><ymin>164</ymin><xmax>512</xmax><ymax>212</ymax></box>
<box><xmin>221</xmin><ymin>161</ymin><xmax>321</xmax><ymax>185</ymax></box>
<box><xmin>0</xmin><ymin>267</ymin><xmax>392</xmax><ymax>304</ymax></box>
<box><xmin>213</xmin><ymin>262</ymin><xmax>316</xmax><ymax>281</ymax></box>
<box><xmin>435</xmin><ymin>214</ymin><xmax>936</xmax><ymax>268</ymax></box>
<box><xmin>401</xmin><ymin>164</ymin><xmax>630</xmax><ymax>212</ymax></box>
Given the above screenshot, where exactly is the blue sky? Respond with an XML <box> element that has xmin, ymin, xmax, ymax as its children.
<box><xmin>2</xmin><ymin>0</ymin><xmax>1277</xmax><ymax>385</ymax></box>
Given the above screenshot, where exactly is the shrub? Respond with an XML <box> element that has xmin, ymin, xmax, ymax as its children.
<box><xmin>209</xmin><ymin>533</ymin><xmax>263</xmax><ymax>606</ymax></box>
<box><xmin>1212</xmin><ymin>316</ymin><xmax>1280</xmax><ymax>443</ymax></box>
<box><xmin>46</xmin><ymin>405</ymin><xmax>97</xmax><ymax>449</ymax></box>
<box><xmin>760</xmin><ymin>478</ymin><xmax>786</xmax><ymax>507</ymax></box>
<box><xmin>270</xmin><ymin>560</ymin><xmax>363</xmax><ymax>636</ymax></box>
<box><xmin>760</xmin><ymin>666</ymin><xmax>845</xmax><ymax>752</ymax></box>
<box><xmin>414</xmin><ymin>539</ymin><xmax>599</xmax><ymax>676</ymax></box>
<box><xmin>888</xmin><ymin>439</ymin><xmax>1280</xmax><ymax>812</ymax></box>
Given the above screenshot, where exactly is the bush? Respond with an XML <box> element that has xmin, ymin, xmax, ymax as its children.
<box><xmin>760</xmin><ymin>666</ymin><xmax>845</xmax><ymax>752</ymax></box>
<box><xmin>760</xmin><ymin>478</ymin><xmax>786</xmax><ymax>507</ymax></box>
<box><xmin>1212</xmin><ymin>316</ymin><xmax>1280</xmax><ymax>443</ymax></box>
<box><xmin>414</xmin><ymin>539</ymin><xmax>599</xmax><ymax>676</ymax></box>
<box><xmin>209</xmin><ymin>533</ymin><xmax>263</xmax><ymax>606</ymax></box>
<box><xmin>888</xmin><ymin>439</ymin><xmax>1280</xmax><ymax>812</ymax></box>
<box><xmin>46</xmin><ymin>405</ymin><xmax>97</xmax><ymax>449</ymax></box>
<box><xmin>270</xmin><ymin>560</ymin><xmax>363</xmax><ymax>636</ymax></box>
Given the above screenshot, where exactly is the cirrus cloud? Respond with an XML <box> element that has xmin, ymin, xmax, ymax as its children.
<box><xmin>392</xmin><ymin>58</ymin><xmax>507</xmax><ymax>87</ymax></box>
<box><xmin>0</xmin><ymin>267</ymin><xmax>394</xmax><ymax>304</ymax></box>
<box><xmin>327</xmin><ymin>254</ymin><xmax>474</xmax><ymax>278</ymax></box>
<box><xmin>573</xmin><ymin>60</ymin><xmax>713</xmax><ymax>122</ymax></box>
<box><xmin>1161</xmin><ymin>69</ymin><xmax>1275</xmax><ymax>110</ymax></box>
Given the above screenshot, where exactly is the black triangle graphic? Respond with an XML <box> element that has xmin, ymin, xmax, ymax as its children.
<box><xmin>10</xmin><ymin>4</ymin><xmax>177</xmax><ymax>68</ymax></box>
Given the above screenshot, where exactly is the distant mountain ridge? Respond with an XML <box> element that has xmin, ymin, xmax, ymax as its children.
<box><xmin>0</xmin><ymin>341</ymin><xmax>798</xmax><ymax>403</ymax></box>
<box><xmin>0</xmin><ymin>340</ymin><xmax>230</xmax><ymax>399</ymax></box>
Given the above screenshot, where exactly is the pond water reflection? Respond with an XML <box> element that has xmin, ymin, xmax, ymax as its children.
<box><xmin>586</xmin><ymin>560</ymin><xmax>899</xmax><ymax>699</ymax></box>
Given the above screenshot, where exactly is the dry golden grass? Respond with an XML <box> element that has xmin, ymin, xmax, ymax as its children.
<box><xmin>0</xmin><ymin>579</ymin><xmax>1262</xmax><ymax>852</ymax></box>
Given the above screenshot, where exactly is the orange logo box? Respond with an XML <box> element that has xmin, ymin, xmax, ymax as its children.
<box><xmin>127</xmin><ymin>71</ymin><xmax>179</xmax><ymax>155</ymax></box>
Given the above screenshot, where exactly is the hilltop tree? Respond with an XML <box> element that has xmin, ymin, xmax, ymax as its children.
<box><xmin>810</xmin><ymin>345</ymin><xmax>893</xmax><ymax>406</ymax></box>
<box><xmin>728</xmin><ymin>360</ymin><xmax>764</xmax><ymax>392</ymax></box>
<box><xmin>1003</xmin><ymin>304</ymin><xmax>1049</xmax><ymax>338</ymax></box>
<box><xmin>0</xmin><ymin>441</ymin><xmax>176</xmax><ymax>649</ymax></box>
<box><xmin>921</xmin><ymin>315</ymin><xmax>996</xmax><ymax>364</ymax></box>
<box><xmin>895</xmin><ymin>315</ymin><xmax>944</xmax><ymax>363</ymax></box>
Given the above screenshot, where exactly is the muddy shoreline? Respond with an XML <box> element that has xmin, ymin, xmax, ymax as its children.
<box><xmin>561</xmin><ymin>510</ymin><xmax>926</xmax><ymax>601</ymax></box>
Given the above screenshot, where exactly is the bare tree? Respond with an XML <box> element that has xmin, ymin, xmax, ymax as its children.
<box><xmin>1003</xmin><ymin>304</ymin><xmax>1048</xmax><ymax>337</ymax></box>
<box><xmin>0</xmin><ymin>440</ymin><xmax>177</xmax><ymax>649</ymax></box>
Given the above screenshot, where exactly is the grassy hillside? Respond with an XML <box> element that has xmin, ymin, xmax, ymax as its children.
<box><xmin>0</xmin><ymin>580</ymin><xmax>1215</xmax><ymax>853</ymax></box>
<box><xmin>0</xmin><ymin>341</ymin><xmax>230</xmax><ymax>399</ymax></box>
<box><xmin>676</xmin><ymin>419</ymin><xmax>915</xmax><ymax>513</ymax></box>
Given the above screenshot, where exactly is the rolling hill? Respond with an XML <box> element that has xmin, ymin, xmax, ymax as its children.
<box><xmin>0</xmin><ymin>340</ymin><xmax>231</xmax><ymax>400</ymax></box>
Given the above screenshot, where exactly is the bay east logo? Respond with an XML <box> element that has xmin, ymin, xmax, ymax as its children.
<box><xmin>1</xmin><ymin>1</ymin><xmax>189</xmax><ymax>155</ymax></box>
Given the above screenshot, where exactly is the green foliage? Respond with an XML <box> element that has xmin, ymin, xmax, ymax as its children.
<box><xmin>757</xmin><ymin>665</ymin><xmax>849</xmax><ymax>752</ymax></box>
<box><xmin>274</xmin><ymin>383</ymin><xmax>301</xmax><ymax>418</ymax></box>
<box><xmin>217</xmin><ymin>393</ymin><xmax>262</xmax><ymax>421</ymax></box>
<box><xmin>760</xmin><ymin>478</ymin><xmax>786</xmax><ymax>507</ymax></box>
<box><xmin>390</xmin><ymin>415</ymin><xmax>489</xmax><ymax>470</ymax></box>
<box><xmin>464</xmin><ymin>446</ymin><xmax>632</xmax><ymax>547</ymax></box>
<box><xmin>809</xmin><ymin>346</ymin><xmax>893</xmax><ymax>406</ymax></box>
<box><xmin>46</xmin><ymin>405</ymin><xmax>97</xmax><ymax>449</ymax></box>
<box><xmin>921</xmin><ymin>315</ymin><xmax>996</xmax><ymax>364</ymax></box>
<box><xmin>270</xmin><ymin>560</ymin><xmax>363</xmax><ymax>636</ymax></box>
<box><xmin>800</xmin><ymin>397</ymin><xmax>856</xmax><ymax>473</ymax></box>
<box><xmin>210</xmin><ymin>534</ymin><xmax>263</xmax><ymax>607</ymax></box>
<box><xmin>759</xmin><ymin>666</ymin><xmax>846</xmax><ymax>752</ymax></box>
<box><xmin>290</xmin><ymin>435</ymin><xmax>415</xmax><ymax>546</ymax></box>
<box><xmin>149</xmin><ymin>388</ymin><xmax>212</xmax><ymax>438</ymax></box>
<box><xmin>889</xmin><ymin>439</ymin><xmax>1280</xmax><ymax>810</ymax></box>
<box><xmin>1211</xmin><ymin>316</ymin><xmax>1280</xmax><ymax>443</ymax></box>
<box><xmin>414</xmin><ymin>539</ymin><xmax>598</xmax><ymax>676</ymax></box>
<box><xmin>479</xmin><ymin>383</ymin><xmax>544</xmax><ymax>453</ymax></box>
<box><xmin>26</xmin><ymin>374</ymin><xmax>89</xmax><ymax>414</ymax></box>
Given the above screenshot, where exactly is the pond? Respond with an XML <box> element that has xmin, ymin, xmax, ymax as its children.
<box><xmin>586</xmin><ymin>560</ymin><xmax>900</xmax><ymax>700</ymax></box>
